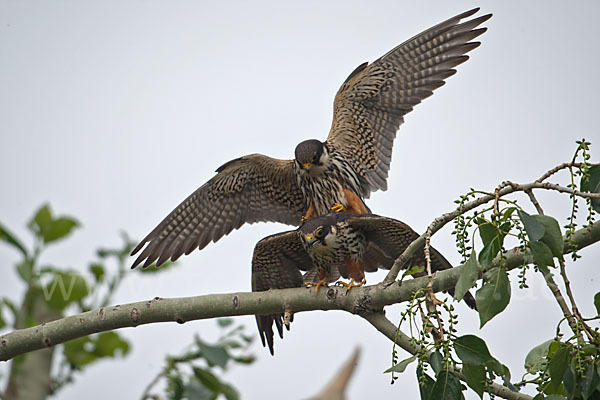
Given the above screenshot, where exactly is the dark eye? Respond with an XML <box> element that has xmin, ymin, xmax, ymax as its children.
<box><xmin>315</xmin><ymin>227</ymin><xmax>324</xmax><ymax>238</ymax></box>
<box><xmin>312</xmin><ymin>154</ymin><xmax>317</xmax><ymax>163</ymax></box>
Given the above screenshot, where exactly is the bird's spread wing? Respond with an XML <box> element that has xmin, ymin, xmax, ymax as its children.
<box><xmin>346</xmin><ymin>214</ymin><xmax>477</xmax><ymax>309</ymax></box>
<box><xmin>251</xmin><ymin>230</ymin><xmax>315</xmax><ymax>355</ymax></box>
<box><xmin>326</xmin><ymin>8</ymin><xmax>491</xmax><ymax>194</ymax></box>
<box><xmin>131</xmin><ymin>154</ymin><xmax>305</xmax><ymax>269</ymax></box>
<box><xmin>345</xmin><ymin>215</ymin><xmax>428</xmax><ymax>269</ymax></box>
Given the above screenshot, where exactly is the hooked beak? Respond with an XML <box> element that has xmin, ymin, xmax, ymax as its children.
<box><xmin>302</xmin><ymin>162</ymin><xmax>312</xmax><ymax>171</ymax></box>
<box><xmin>303</xmin><ymin>234</ymin><xmax>317</xmax><ymax>248</ymax></box>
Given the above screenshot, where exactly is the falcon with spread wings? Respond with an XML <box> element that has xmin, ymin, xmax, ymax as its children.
<box><xmin>252</xmin><ymin>213</ymin><xmax>476</xmax><ymax>354</ymax></box>
<box><xmin>131</xmin><ymin>9</ymin><xmax>491</xmax><ymax>269</ymax></box>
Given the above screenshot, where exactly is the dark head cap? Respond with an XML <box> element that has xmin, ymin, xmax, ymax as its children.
<box><xmin>299</xmin><ymin>213</ymin><xmax>338</xmax><ymax>235</ymax></box>
<box><xmin>294</xmin><ymin>139</ymin><xmax>324</xmax><ymax>166</ymax></box>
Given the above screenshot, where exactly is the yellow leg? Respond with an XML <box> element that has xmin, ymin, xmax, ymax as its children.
<box><xmin>331</xmin><ymin>203</ymin><xmax>345</xmax><ymax>212</ymax></box>
<box><xmin>304</xmin><ymin>279</ymin><xmax>329</xmax><ymax>295</ymax></box>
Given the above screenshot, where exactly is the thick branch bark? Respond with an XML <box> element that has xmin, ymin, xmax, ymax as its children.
<box><xmin>1</xmin><ymin>221</ymin><xmax>598</xmax><ymax>363</ymax></box>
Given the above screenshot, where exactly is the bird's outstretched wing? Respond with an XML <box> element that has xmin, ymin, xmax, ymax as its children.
<box><xmin>345</xmin><ymin>214</ymin><xmax>477</xmax><ymax>309</ymax></box>
<box><xmin>131</xmin><ymin>154</ymin><xmax>305</xmax><ymax>269</ymax></box>
<box><xmin>251</xmin><ymin>230</ymin><xmax>315</xmax><ymax>355</ymax></box>
<box><xmin>326</xmin><ymin>8</ymin><xmax>491</xmax><ymax>194</ymax></box>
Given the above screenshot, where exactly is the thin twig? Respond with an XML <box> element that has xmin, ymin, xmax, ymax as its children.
<box><xmin>383</xmin><ymin>174</ymin><xmax>600</xmax><ymax>284</ymax></box>
<box><xmin>522</xmin><ymin>193</ymin><xmax>581</xmax><ymax>338</ymax></box>
<box><xmin>536</xmin><ymin>162</ymin><xmax>589</xmax><ymax>183</ymax></box>
<box><xmin>558</xmin><ymin>259</ymin><xmax>596</xmax><ymax>342</ymax></box>
<box><xmin>524</xmin><ymin>189</ymin><xmax>544</xmax><ymax>214</ymax></box>
<box><xmin>140</xmin><ymin>370</ymin><xmax>165</xmax><ymax>400</ymax></box>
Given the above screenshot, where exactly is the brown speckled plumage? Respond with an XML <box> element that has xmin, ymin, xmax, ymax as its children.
<box><xmin>131</xmin><ymin>8</ymin><xmax>491</xmax><ymax>269</ymax></box>
<box><xmin>252</xmin><ymin>213</ymin><xmax>477</xmax><ymax>354</ymax></box>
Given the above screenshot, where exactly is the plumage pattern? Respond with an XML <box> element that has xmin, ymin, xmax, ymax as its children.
<box><xmin>131</xmin><ymin>155</ymin><xmax>305</xmax><ymax>268</ymax></box>
<box><xmin>251</xmin><ymin>230</ymin><xmax>313</xmax><ymax>355</ymax></box>
<box><xmin>131</xmin><ymin>8</ymin><xmax>491</xmax><ymax>269</ymax></box>
<box><xmin>252</xmin><ymin>213</ymin><xmax>476</xmax><ymax>354</ymax></box>
<box><xmin>327</xmin><ymin>8</ymin><xmax>491</xmax><ymax>193</ymax></box>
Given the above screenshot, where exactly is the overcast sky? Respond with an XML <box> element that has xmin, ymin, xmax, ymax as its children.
<box><xmin>1</xmin><ymin>1</ymin><xmax>599</xmax><ymax>399</ymax></box>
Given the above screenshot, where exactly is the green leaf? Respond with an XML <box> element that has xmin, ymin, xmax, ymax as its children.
<box><xmin>462</xmin><ymin>363</ymin><xmax>485</xmax><ymax>399</ymax></box>
<box><xmin>454</xmin><ymin>335</ymin><xmax>494</xmax><ymax>366</ymax></box>
<box><xmin>404</xmin><ymin>264</ymin><xmax>425</xmax><ymax>277</ymax></box>
<box><xmin>454</xmin><ymin>251</ymin><xmax>480</xmax><ymax>302</ymax></box>
<box><xmin>475</xmin><ymin>267</ymin><xmax>511</xmax><ymax>327</ymax></box>
<box><xmin>548</xmin><ymin>344</ymin><xmax>570</xmax><ymax>393</ymax></box>
<box><xmin>167</xmin><ymin>373</ymin><xmax>185</xmax><ymax>400</ymax></box>
<box><xmin>221</xmin><ymin>383</ymin><xmax>240</xmax><ymax>400</ymax></box>
<box><xmin>43</xmin><ymin>217</ymin><xmax>79</xmax><ymax>243</ymax></box>
<box><xmin>533</xmin><ymin>215</ymin><xmax>564</xmax><ymax>259</ymax></box>
<box><xmin>193</xmin><ymin>367</ymin><xmax>222</xmax><ymax>393</ymax></box>
<box><xmin>563</xmin><ymin>365</ymin><xmax>575</xmax><ymax>398</ymax></box>
<box><xmin>581</xmin><ymin>344</ymin><xmax>598</xmax><ymax>357</ymax></box>
<box><xmin>518</xmin><ymin>209</ymin><xmax>545</xmax><ymax>241</ymax></box>
<box><xmin>581</xmin><ymin>164</ymin><xmax>600</xmax><ymax>213</ymax></box>
<box><xmin>0</xmin><ymin>303</ymin><xmax>5</xmax><ymax>329</ymax></box>
<box><xmin>197</xmin><ymin>338</ymin><xmax>229</xmax><ymax>369</ymax></box>
<box><xmin>134</xmin><ymin>260</ymin><xmax>176</xmax><ymax>273</ymax></box>
<box><xmin>548</xmin><ymin>343</ymin><xmax>570</xmax><ymax>380</ymax></box>
<box><xmin>477</xmin><ymin>220</ymin><xmax>505</xmax><ymax>268</ymax></box>
<box><xmin>42</xmin><ymin>271</ymin><xmax>89</xmax><ymax>310</ymax></box>
<box><xmin>385</xmin><ymin>354</ymin><xmax>417</xmax><ymax>373</ymax></box>
<box><xmin>231</xmin><ymin>355</ymin><xmax>255</xmax><ymax>364</ymax></box>
<box><xmin>89</xmin><ymin>263</ymin><xmax>105</xmax><ymax>283</ymax></box>
<box><xmin>94</xmin><ymin>332</ymin><xmax>130</xmax><ymax>358</ymax></box>
<box><xmin>524</xmin><ymin>339</ymin><xmax>553</xmax><ymax>373</ymax></box>
<box><xmin>16</xmin><ymin>259</ymin><xmax>34</xmax><ymax>283</ymax></box>
<box><xmin>29</xmin><ymin>204</ymin><xmax>80</xmax><ymax>244</ymax></box>
<box><xmin>530</xmin><ymin>241</ymin><xmax>555</xmax><ymax>268</ymax></box>
<box><xmin>29</xmin><ymin>204</ymin><xmax>52</xmax><ymax>235</ymax></box>
<box><xmin>478</xmin><ymin>242</ymin><xmax>496</xmax><ymax>268</ymax></box>
<box><xmin>428</xmin><ymin>369</ymin><xmax>462</xmax><ymax>400</ymax></box>
<box><xmin>478</xmin><ymin>219</ymin><xmax>499</xmax><ymax>245</ymax></box>
<box><xmin>430</xmin><ymin>351</ymin><xmax>443</xmax><ymax>374</ymax></box>
<box><xmin>185</xmin><ymin>379</ymin><xmax>213</xmax><ymax>400</ymax></box>
<box><xmin>594</xmin><ymin>292</ymin><xmax>600</xmax><ymax>316</ymax></box>
<box><xmin>2</xmin><ymin>298</ymin><xmax>17</xmax><ymax>327</ymax></box>
<box><xmin>217</xmin><ymin>318</ymin><xmax>234</xmax><ymax>328</ymax></box>
<box><xmin>64</xmin><ymin>336</ymin><xmax>97</xmax><ymax>368</ymax></box>
<box><xmin>417</xmin><ymin>367</ymin><xmax>436</xmax><ymax>400</ymax></box>
<box><xmin>487</xmin><ymin>359</ymin><xmax>511</xmax><ymax>380</ymax></box>
<box><xmin>0</xmin><ymin>222</ymin><xmax>27</xmax><ymax>256</ymax></box>
<box><xmin>579</xmin><ymin>362</ymin><xmax>600</xmax><ymax>400</ymax></box>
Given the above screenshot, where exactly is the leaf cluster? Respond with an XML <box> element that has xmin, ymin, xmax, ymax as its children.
<box><xmin>146</xmin><ymin>319</ymin><xmax>255</xmax><ymax>400</ymax></box>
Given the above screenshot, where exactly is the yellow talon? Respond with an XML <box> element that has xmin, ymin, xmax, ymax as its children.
<box><xmin>335</xmin><ymin>279</ymin><xmax>366</xmax><ymax>292</ymax></box>
<box><xmin>304</xmin><ymin>279</ymin><xmax>329</xmax><ymax>295</ymax></box>
<box><xmin>331</xmin><ymin>203</ymin><xmax>345</xmax><ymax>212</ymax></box>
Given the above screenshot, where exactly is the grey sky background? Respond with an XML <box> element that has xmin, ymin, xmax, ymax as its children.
<box><xmin>1</xmin><ymin>1</ymin><xmax>599</xmax><ymax>399</ymax></box>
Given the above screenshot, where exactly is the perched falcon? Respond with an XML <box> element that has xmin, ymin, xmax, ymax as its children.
<box><xmin>131</xmin><ymin>9</ymin><xmax>492</xmax><ymax>269</ymax></box>
<box><xmin>252</xmin><ymin>213</ymin><xmax>476</xmax><ymax>354</ymax></box>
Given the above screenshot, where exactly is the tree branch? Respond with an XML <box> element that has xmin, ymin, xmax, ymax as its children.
<box><xmin>1</xmin><ymin>220</ymin><xmax>598</xmax><ymax>363</ymax></box>
<box><xmin>384</xmin><ymin>179</ymin><xmax>600</xmax><ymax>284</ymax></box>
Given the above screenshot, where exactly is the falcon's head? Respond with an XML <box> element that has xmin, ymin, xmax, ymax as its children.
<box><xmin>294</xmin><ymin>139</ymin><xmax>329</xmax><ymax>177</ymax></box>
<box><xmin>299</xmin><ymin>214</ymin><xmax>342</xmax><ymax>253</ymax></box>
